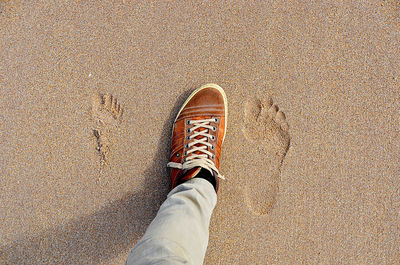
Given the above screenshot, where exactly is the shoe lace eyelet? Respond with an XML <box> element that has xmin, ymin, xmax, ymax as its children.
<box><xmin>186</xmin><ymin>120</ymin><xmax>191</xmax><ymax>125</ymax></box>
<box><xmin>186</xmin><ymin>136</ymin><xmax>191</xmax><ymax>140</ymax></box>
<box><xmin>184</xmin><ymin>151</ymin><xmax>188</xmax><ymax>156</ymax></box>
<box><xmin>185</xmin><ymin>143</ymin><xmax>189</xmax><ymax>148</ymax></box>
<box><xmin>187</xmin><ymin>128</ymin><xmax>191</xmax><ymax>133</ymax></box>
<box><xmin>211</xmin><ymin>145</ymin><xmax>214</xmax><ymax>150</ymax></box>
<box><xmin>212</xmin><ymin>126</ymin><xmax>216</xmax><ymax>131</ymax></box>
<box><xmin>211</xmin><ymin>154</ymin><xmax>215</xmax><ymax>159</ymax></box>
<box><xmin>211</xmin><ymin>135</ymin><xmax>215</xmax><ymax>141</ymax></box>
<box><xmin>214</xmin><ymin>118</ymin><xmax>219</xmax><ymax>123</ymax></box>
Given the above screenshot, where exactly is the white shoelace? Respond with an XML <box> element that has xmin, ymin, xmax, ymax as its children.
<box><xmin>167</xmin><ymin>118</ymin><xmax>225</xmax><ymax>180</ymax></box>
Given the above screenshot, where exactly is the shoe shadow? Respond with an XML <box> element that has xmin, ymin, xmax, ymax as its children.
<box><xmin>0</xmin><ymin>90</ymin><xmax>192</xmax><ymax>264</ymax></box>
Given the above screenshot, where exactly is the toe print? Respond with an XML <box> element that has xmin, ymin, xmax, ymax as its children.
<box><xmin>104</xmin><ymin>93</ymin><xmax>112</xmax><ymax>110</ymax></box>
<box><xmin>276</xmin><ymin>111</ymin><xmax>289</xmax><ymax>131</ymax></box>
<box><xmin>266</xmin><ymin>105</ymin><xmax>278</xmax><ymax>120</ymax></box>
<box><xmin>242</xmin><ymin>96</ymin><xmax>290</xmax><ymax>215</ymax></box>
<box><xmin>91</xmin><ymin>92</ymin><xmax>124</xmax><ymax>171</ymax></box>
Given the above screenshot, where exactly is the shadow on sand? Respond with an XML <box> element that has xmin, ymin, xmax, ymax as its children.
<box><xmin>0</xmin><ymin>90</ymin><xmax>193</xmax><ymax>264</ymax></box>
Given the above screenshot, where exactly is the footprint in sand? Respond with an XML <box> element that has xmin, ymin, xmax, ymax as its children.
<box><xmin>91</xmin><ymin>92</ymin><xmax>123</xmax><ymax>171</ymax></box>
<box><xmin>242</xmin><ymin>95</ymin><xmax>290</xmax><ymax>215</ymax></box>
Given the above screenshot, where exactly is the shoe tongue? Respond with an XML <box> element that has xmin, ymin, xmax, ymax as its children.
<box><xmin>182</xmin><ymin>167</ymin><xmax>202</xmax><ymax>180</ymax></box>
<box><xmin>191</xmin><ymin>117</ymin><xmax>213</xmax><ymax>156</ymax></box>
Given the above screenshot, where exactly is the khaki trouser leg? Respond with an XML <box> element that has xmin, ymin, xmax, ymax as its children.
<box><xmin>125</xmin><ymin>178</ymin><xmax>217</xmax><ymax>265</ymax></box>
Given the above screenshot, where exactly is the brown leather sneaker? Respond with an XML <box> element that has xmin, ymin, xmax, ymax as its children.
<box><xmin>167</xmin><ymin>84</ymin><xmax>228</xmax><ymax>193</ymax></box>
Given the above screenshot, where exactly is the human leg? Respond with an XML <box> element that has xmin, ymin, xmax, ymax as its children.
<box><xmin>125</xmin><ymin>177</ymin><xmax>216</xmax><ymax>265</ymax></box>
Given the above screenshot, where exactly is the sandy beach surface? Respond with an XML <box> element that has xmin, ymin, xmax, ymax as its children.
<box><xmin>1</xmin><ymin>0</ymin><xmax>399</xmax><ymax>264</ymax></box>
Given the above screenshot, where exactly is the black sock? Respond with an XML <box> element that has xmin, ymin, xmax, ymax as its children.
<box><xmin>195</xmin><ymin>168</ymin><xmax>217</xmax><ymax>191</ymax></box>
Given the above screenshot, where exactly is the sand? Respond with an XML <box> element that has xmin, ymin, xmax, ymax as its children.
<box><xmin>1</xmin><ymin>0</ymin><xmax>399</xmax><ymax>264</ymax></box>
